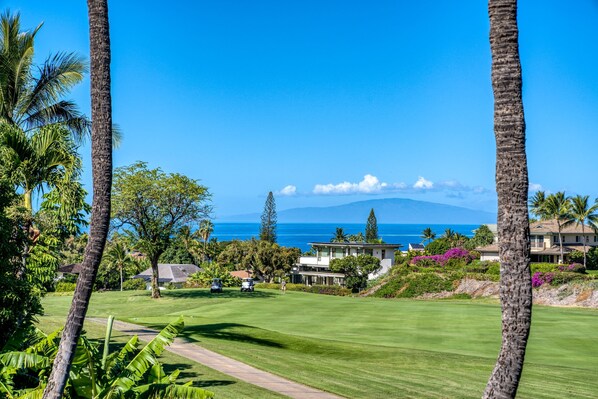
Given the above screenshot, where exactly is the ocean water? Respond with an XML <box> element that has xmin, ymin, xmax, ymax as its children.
<box><xmin>212</xmin><ymin>223</ymin><xmax>479</xmax><ymax>252</ymax></box>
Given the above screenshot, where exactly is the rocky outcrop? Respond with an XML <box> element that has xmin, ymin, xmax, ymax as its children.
<box><xmin>419</xmin><ymin>278</ymin><xmax>598</xmax><ymax>308</ymax></box>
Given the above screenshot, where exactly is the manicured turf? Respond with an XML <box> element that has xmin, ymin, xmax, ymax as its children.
<box><xmin>41</xmin><ymin>289</ymin><xmax>598</xmax><ymax>398</ymax></box>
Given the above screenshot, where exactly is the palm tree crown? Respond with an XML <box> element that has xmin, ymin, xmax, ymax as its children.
<box><xmin>569</xmin><ymin>195</ymin><xmax>598</xmax><ymax>268</ymax></box>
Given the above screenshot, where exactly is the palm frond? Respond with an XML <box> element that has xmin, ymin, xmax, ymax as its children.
<box><xmin>14</xmin><ymin>386</ymin><xmax>45</xmax><ymax>399</ymax></box>
<box><xmin>105</xmin><ymin>336</ymin><xmax>139</xmax><ymax>379</ymax></box>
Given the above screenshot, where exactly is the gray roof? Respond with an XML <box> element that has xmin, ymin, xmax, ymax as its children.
<box><xmin>309</xmin><ymin>242</ymin><xmax>401</xmax><ymax>249</ymax></box>
<box><xmin>133</xmin><ymin>264</ymin><xmax>201</xmax><ymax>283</ymax></box>
<box><xmin>408</xmin><ymin>243</ymin><xmax>425</xmax><ymax>250</ymax></box>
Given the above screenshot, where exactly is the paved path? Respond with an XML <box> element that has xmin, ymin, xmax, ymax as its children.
<box><xmin>87</xmin><ymin>318</ymin><xmax>344</xmax><ymax>399</ymax></box>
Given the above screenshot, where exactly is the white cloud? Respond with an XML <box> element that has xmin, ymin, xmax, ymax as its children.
<box><xmin>278</xmin><ymin>185</ymin><xmax>297</xmax><ymax>196</ymax></box>
<box><xmin>529</xmin><ymin>183</ymin><xmax>543</xmax><ymax>192</ymax></box>
<box><xmin>313</xmin><ymin>174</ymin><xmax>389</xmax><ymax>195</ymax></box>
<box><xmin>413</xmin><ymin>176</ymin><xmax>433</xmax><ymax>190</ymax></box>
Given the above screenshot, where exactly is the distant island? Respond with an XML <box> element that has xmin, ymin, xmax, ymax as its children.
<box><xmin>219</xmin><ymin>198</ymin><xmax>496</xmax><ymax>224</ymax></box>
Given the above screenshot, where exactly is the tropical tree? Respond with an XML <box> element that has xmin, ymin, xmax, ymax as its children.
<box><xmin>331</xmin><ymin>227</ymin><xmax>347</xmax><ymax>243</ymax></box>
<box><xmin>528</xmin><ymin>190</ymin><xmax>546</xmax><ymax>220</ymax></box>
<box><xmin>442</xmin><ymin>228</ymin><xmax>455</xmax><ymax>241</ymax></box>
<box><xmin>43</xmin><ymin>1</ymin><xmax>114</xmax><ymax>397</ymax></box>
<box><xmin>329</xmin><ymin>254</ymin><xmax>381</xmax><ymax>292</ymax></box>
<box><xmin>347</xmin><ymin>231</ymin><xmax>365</xmax><ymax>242</ymax></box>
<box><xmin>111</xmin><ymin>162</ymin><xmax>211</xmax><ymax>298</ymax></box>
<box><xmin>543</xmin><ymin>192</ymin><xmax>572</xmax><ymax>263</ymax></box>
<box><xmin>484</xmin><ymin>1</ymin><xmax>532</xmax><ymax>397</ymax></box>
<box><xmin>569</xmin><ymin>195</ymin><xmax>598</xmax><ymax>268</ymax></box>
<box><xmin>0</xmin><ymin>11</ymin><xmax>89</xmax><ymax>139</ymax></box>
<box><xmin>365</xmin><ymin>208</ymin><xmax>378</xmax><ymax>242</ymax></box>
<box><xmin>421</xmin><ymin>227</ymin><xmax>436</xmax><ymax>245</ymax></box>
<box><xmin>198</xmin><ymin>219</ymin><xmax>214</xmax><ymax>261</ymax></box>
<box><xmin>102</xmin><ymin>240</ymin><xmax>137</xmax><ymax>291</ymax></box>
<box><xmin>259</xmin><ymin>191</ymin><xmax>277</xmax><ymax>243</ymax></box>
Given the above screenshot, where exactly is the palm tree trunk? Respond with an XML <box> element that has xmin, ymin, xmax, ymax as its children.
<box><xmin>24</xmin><ymin>189</ymin><xmax>33</xmax><ymax>212</ymax></box>
<box><xmin>558</xmin><ymin>225</ymin><xmax>564</xmax><ymax>264</ymax></box>
<box><xmin>151</xmin><ymin>254</ymin><xmax>161</xmax><ymax>298</ymax></box>
<box><xmin>582</xmin><ymin>224</ymin><xmax>586</xmax><ymax>268</ymax></box>
<box><xmin>120</xmin><ymin>264</ymin><xmax>123</xmax><ymax>291</ymax></box>
<box><xmin>42</xmin><ymin>1</ymin><xmax>113</xmax><ymax>398</ymax></box>
<box><xmin>484</xmin><ymin>1</ymin><xmax>532</xmax><ymax>398</ymax></box>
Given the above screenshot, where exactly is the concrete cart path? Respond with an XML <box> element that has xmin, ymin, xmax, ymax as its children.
<box><xmin>87</xmin><ymin>318</ymin><xmax>344</xmax><ymax>399</ymax></box>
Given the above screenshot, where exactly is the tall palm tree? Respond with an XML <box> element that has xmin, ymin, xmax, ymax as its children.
<box><xmin>421</xmin><ymin>227</ymin><xmax>436</xmax><ymax>245</ymax></box>
<box><xmin>543</xmin><ymin>192</ymin><xmax>573</xmax><ymax>263</ymax></box>
<box><xmin>569</xmin><ymin>195</ymin><xmax>598</xmax><ymax>268</ymax></box>
<box><xmin>529</xmin><ymin>190</ymin><xmax>546</xmax><ymax>220</ymax></box>
<box><xmin>484</xmin><ymin>1</ymin><xmax>532</xmax><ymax>398</ymax></box>
<box><xmin>104</xmin><ymin>240</ymin><xmax>134</xmax><ymax>291</ymax></box>
<box><xmin>43</xmin><ymin>1</ymin><xmax>113</xmax><ymax>398</ymax></box>
<box><xmin>198</xmin><ymin>219</ymin><xmax>214</xmax><ymax>262</ymax></box>
<box><xmin>0</xmin><ymin>12</ymin><xmax>89</xmax><ymax>139</ymax></box>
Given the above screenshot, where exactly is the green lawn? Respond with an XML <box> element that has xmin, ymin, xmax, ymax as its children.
<box><xmin>41</xmin><ymin>289</ymin><xmax>598</xmax><ymax>399</ymax></box>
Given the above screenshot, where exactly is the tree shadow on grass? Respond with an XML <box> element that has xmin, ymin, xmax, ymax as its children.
<box><xmin>144</xmin><ymin>322</ymin><xmax>285</xmax><ymax>349</ymax></box>
<box><xmin>161</xmin><ymin>362</ymin><xmax>235</xmax><ymax>386</ymax></box>
<box><xmin>163</xmin><ymin>289</ymin><xmax>277</xmax><ymax>300</ymax></box>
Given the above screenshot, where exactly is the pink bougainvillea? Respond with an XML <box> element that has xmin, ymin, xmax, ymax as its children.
<box><xmin>411</xmin><ymin>247</ymin><xmax>474</xmax><ymax>267</ymax></box>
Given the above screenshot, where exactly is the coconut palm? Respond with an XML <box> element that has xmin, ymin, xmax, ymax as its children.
<box><xmin>543</xmin><ymin>192</ymin><xmax>573</xmax><ymax>263</ymax></box>
<box><xmin>0</xmin><ymin>12</ymin><xmax>89</xmax><ymax>140</ymax></box>
<box><xmin>43</xmin><ymin>1</ymin><xmax>114</xmax><ymax>397</ymax></box>
<box><xmin>484</xmin><ymin>1</ymin><xmax>532</xmax><ymax>397</ymax></box>
<box><xmin>529</xmin><ymin>190</ymin><xmax>546</xmax><ymax>220</ymax></box>
<box><xmin>0</xmin><ymin>124</ymin><xmax>80</xmax><ymax>211</ymax></box>
<box><xmin>104</xmin><ymin>240</ymin><xmax>135</xmax><ymax>291</ymax></box>
<box><xmin>421</xmin><ymin>227</ymin><xmax>436</xmax><ymax>245</ymax></box>
<box><xmin>569</xmin><ymin>195</ymin><xmax>598</xmax><ymax>268</ymax></box>
<box><xmin>198</xmin><ymin>219</ymin><xmax>214</xmax><ymax>261</ymax></box>
<box><xmin>331</xmin><ymin>227</ymin><xmax>347</xmax><ymax>243</ymax></box>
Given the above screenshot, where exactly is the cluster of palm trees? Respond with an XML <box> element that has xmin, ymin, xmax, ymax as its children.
<box><xmin>529</xmin><ymin>191</ymin><xmax>598</xmax><ymax>267</ymax></box>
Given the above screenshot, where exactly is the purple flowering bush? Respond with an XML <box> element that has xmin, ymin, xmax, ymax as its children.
<box><xmin>532</xmin><ymin>272</ymin><xmax>554</xmax><ymax>288</ymax></box>
<box><xmin>557</xmin><ymin>263</ymin><xmax>586</xmax><ymax>274</ymax></box>
<box><xmin>411</xmin><ymin>247</ymin><xmax>474</xmax><ymax>267</ymax></box>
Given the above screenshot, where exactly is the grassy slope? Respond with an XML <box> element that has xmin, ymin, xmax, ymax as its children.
<box><xmin>41</xmin><ymin>290</ymin><xmax>598</xmax><ymax>399</ymax></box>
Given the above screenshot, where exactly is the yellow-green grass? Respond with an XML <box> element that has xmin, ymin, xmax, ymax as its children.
<box><xmin>41</xmin><ymin>289</ymin><xmax>598</xmax><ymax>398</ymax></box>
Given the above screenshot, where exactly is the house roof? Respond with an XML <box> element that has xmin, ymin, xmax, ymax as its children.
<box><xmin>58</xmin><ymin>263</ymin><xmax>82</xmax><ymax>274</ymax></box>
<box><xmin>309</xmin><ymin>242</ymin><xmax>401</xmax><ymax>249</ymax></box>
<box><xmin>133</xmin><ymin>264</ymin><xmax>201</xmax><ymax>283</ymax></box>
<box><xmin>230</xmin><ymin>270</ymin><xmax>252</xmax><ymax>279</ymax></box>
<box><xmin>531</xmin><ymin>220</ymin><xmax>596</xmax><ymax>235</ymax></box>
<box><xmin>408</xmin><ymin>243</ymin><xmax>425</xmax><ymax>250</ymax></box>
<box><xmin>477</xmin><ymin>244</ymin><xmax>499</xmax><ymax>253</ymax></box>
<box><xmin>477</xmin><ymin>243</ymin><xmax>592</xmax><ymax>255</ymax></box>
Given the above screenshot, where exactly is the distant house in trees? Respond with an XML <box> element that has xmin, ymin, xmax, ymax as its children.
<box><xmin>291</xmin><ymin>242</ymin><xmax>400</xmax><ymax>286</ymax></box>
<box><xmin>477</xmin><ymin>220</ymin><xmax>598</xmax><ymax>264</ymax></box>
<box><xmin>408</xmin><ymin>243</ymin><xmax>425</xmax><ymax>252</ymax></box>
<box><xmin>133</xmin><ymin>264</ymin><xmax>201</xmax><ymax>289</ymax></box>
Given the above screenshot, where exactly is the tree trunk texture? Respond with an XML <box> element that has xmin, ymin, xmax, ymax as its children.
<box><xmin>42</xmin><ymin>1</ymin><xmax>112</xmax><ymax>398</ymax></box>
<box><xmin>151</xmin><ymin>254</ymin><xmax>161</xmax><ymax>298</ymax></box>
<box><xmin>484</xmin><ymin>1</ymin><xmax>532</xmax><ymax>398</ymax></box>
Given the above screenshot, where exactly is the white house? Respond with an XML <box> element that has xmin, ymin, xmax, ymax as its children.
<box><xmin>291</xmin><ymin>242</ymin><xmax>401</xmax><ymax>286</ymax></box>
<box><xmin>478</xmin><ymin>220</ymin><xmax>598</xmax><ymax>264</ymax></box>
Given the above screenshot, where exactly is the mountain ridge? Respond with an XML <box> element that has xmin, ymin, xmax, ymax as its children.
<box><xmin>219</xmin><ymin>198</ymin><xmax>496</xmax><ymax>224</ymax></box>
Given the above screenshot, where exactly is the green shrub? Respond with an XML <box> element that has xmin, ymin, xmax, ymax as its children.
<box><xmin>531</xmin><ymin>263</ymin><xmax>559</xmax><ymax>273</ymax></box>
<box><xmin>55</xmin><ymin>281</ymin><xmax>76</xmax><ymax>292</ymax></box>
<box><xmin>443</xmin><ymin>293</ymin><xmax>472</xmax><ymax>300</ymax></box>
<box><xmin>122</xmin><ymin>278</ymin><xmax>147</xmax><ymax>290</ymax></box>
<box><xmin>373</xmin><ymin>273</ymin><xmax>454</xmax><ymax>299</ymax></box>
<box><xmin>550</xmin><ymin>272</ymin><xmax>591</xmax><ymax>286</ymax></box>
<box><xmin>255</xmin><ymin>283</ymin><xmax>352</xmax><ymax>296</ymax></box>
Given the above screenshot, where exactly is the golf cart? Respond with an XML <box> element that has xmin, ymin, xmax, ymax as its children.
<box><xmin>240</xmin><ymin>278</ymin><xmax>254</xmax><ymax>292</ymax></box>
<box><xmin>210</xmin><ymin>278</ymin><xmax>223</xmax><ymax>293</ymax></box>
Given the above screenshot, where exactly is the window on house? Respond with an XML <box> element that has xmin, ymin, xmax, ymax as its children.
<box><xmin>576</xmin><ymin>236</ymin><xmax>580</xmax><ymax>243</ymax></box>
<box><xmin>381</xmin><ymin>249</ymin><xmax>386</xmax><ymax>259</ymax></box>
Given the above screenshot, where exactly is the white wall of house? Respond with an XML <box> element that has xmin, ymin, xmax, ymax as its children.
<box><xmin>480</xmin><ymin>252</ymin><xmax>500</xmax><ymax>262</ymax></box>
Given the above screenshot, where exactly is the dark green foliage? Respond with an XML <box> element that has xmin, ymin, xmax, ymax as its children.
<box><xmin>331</xmin><ymin>227</ymin><xmax>347</xmax><ymax>242</ymax></box>
<box><xmin>122</xmin><ymin>279</ymin><xmax>147</xmax><ymax>291</ymax></box>
<box><xmin>425</xmin><ymin>238</ymin><xmax>452</xmax><ymax>255</ymax></box>
<box><xmin>570</xmin><ymin>248</ymin><xmax>598</xmax><ymax>270</ymax></box>
<box><xmin>465</xmin><ymin>225</ymin><xmax>495</xmax><ymax>250</ymax></box>
<box><xmin>0</xmin><ymin>181</ymin><xmax>41</xmax><ymax>349</ymax></box>
<box><xmin>259</xmin><ymin>191</ymin><xmax>277</xmax><ymax>243</ymax></box>
<box><xmin>217</xmin><ymin>239</ymin><xmax>300</xmax><ymax>283</ymax></box>
<box><xmin>159</xmin><ymin>238</ymin><xmax>194</xmax><ymax>264</ymax></box>
<box><xmin>186</xmin><ymin>262</ymin><xmax>241</xmax><ymax>288</ymax></box>
<box><xmin>365</xmin><ymin>208</ymin><xmax>378</xmax><ymax>243</ymax></box>
<box><xmin>330</xmin><ymin>254</ymin><xmax>381</xmax><ymax>292</ymax></box>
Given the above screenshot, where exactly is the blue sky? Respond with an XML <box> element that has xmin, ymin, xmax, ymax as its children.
<box><xmin>10</xmin><ymin>1</ymin><xmax>598</xmax><ymax>218</ymax></box>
